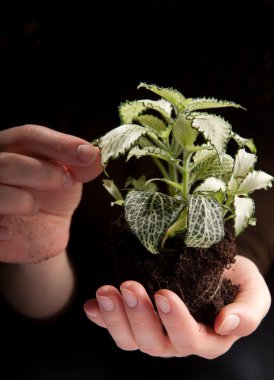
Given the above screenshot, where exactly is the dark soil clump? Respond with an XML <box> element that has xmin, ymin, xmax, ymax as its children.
<box><xmin>108</xmin><ymin>214</ymin><xmax>240</xmax><ymax>326</ymax></box>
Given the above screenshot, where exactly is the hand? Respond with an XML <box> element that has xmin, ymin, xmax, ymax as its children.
<box><xmin>84</xmin><ymin>255</ymin><xmax>271</xmax><ymax>358</ymax></box>
<box><xmin>0</xmin><ymin>124</ymin><xmax>102</xmax><ymax>263</ymax></box>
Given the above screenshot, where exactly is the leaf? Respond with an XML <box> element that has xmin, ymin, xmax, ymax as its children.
<box><xmin>187</xmin><ymin>112</ymin><xmax>232</xmax><ymax>157</ymax></box>
<box><xmin>98</xmin><ymin>124</ymin><xmax>149</xmax><ymax>164</ymax></box>
<box><xmin>161</xmin><ymin>207</ymin><xmax>188</xmax><ymax>249</ymax></box>
<box><xmin>119</xmin><ymin>99</ymin><xmax>172</xmax><ymax>124</ymax></box>
<box><xmin>237</xmin><ymin>170</ymin><xmax>273</xmax><ymax>194</ymax></box>
<box><xmin>228</xmin><ymin>149</ymin><xmax>257</xmax><ymax>191</ymax></box>
<box><xmin>137</xmin><ymin>82</ymin><xmax>185</xmax><ymax>111</ymax></box>
<box><xmin>190</xmin><ymin>150</ymin><xmax>234</xmax><ymax>182</ymax></box>
<box><xmin>184</xmin><ymin>97</ymin><xmax>245</xmax><ymax>113</ymax></box>
<box><xmin>185</xmin><ymin>194</ymin><xmax>225</xmax><ymax>248</ymax></box>
<box><xmin>231</xmin><ymin>132</ymin><xmax>257</xmax><ymax>153</ymax></box>
<box><xmin>193</xmin><ymin>177</ymin><xmax>226</xmax><ymax>193</ymax></box>
<box><xmin>124</xmin><ymin>191</ymin><xmax>185</xmax><ymax>254</ymax></box>
<box><xmin>136</xmin><ymin>114</ymin><xmax>167</xmax><ymax>134</ymax></box>
<box><xmin>173</xmin><ymin>112</ymin><xmax>198</xmax><ymax>149</ymax></box>
<box><xmin>127</xmin><ymin>146</ymin><xmax>180</xmax><ymax>165</ymax></box>
<box><xmin>234</xmin><ymin>196</ymin><xmax>255</xmax><ymax>235</ymax></box>
<box><xmin>102</xmin><ymin>179</ymin><xmax>123</xmax><ymax>201</ymax></box>
<box><xmin>125</xmin><ymin>175</ymin><xmax>158</xmax><ymax>192</ymax></box>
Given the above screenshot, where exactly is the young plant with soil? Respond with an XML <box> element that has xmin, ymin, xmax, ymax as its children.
<box><xmin>94</xmin><ymin>83</ymin><xmax>273</xmax><ymax>326</ymax></box>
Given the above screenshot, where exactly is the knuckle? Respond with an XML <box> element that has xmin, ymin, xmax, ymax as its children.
<box><xmin>19</xmin><ymin>191</ymin><xmax>36</xmax><ymax>214</ymax></box>
<box><xmin>0</xmin><ymin>152</ymin><xmax>10</xmax><ymax>178</ymax></box>
<box><xmin>21</xmin><ymin>124</ymin><xmax>44</xmax><ymax>138</ymax></box>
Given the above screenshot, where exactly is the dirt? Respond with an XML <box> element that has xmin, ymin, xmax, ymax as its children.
<box><xmin>107</xmin><ymin>213</ymin><xmax>240</xmax><ymax>327</ymax></box>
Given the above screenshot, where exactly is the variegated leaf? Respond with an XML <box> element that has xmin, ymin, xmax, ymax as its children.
<box><xmin>184</xmin><ymin>97</ymin><xmax>245</xmax><ymax>113</ymax></box>
<box><xmin>127</xmin><ymin>145</ymin><xmax>180</xmax><ymax>164</ymax></box>
<box><xmin>187</xmin><ymin>112</ymin><xmax>232</xmax><ymax>157</ymax></box>
<box><xmin>193</xmin><ymin>177</ymin><xmax>226</xmax><ymax>193</ymax></box>
<box><xmin>234</xmin><ymin>196</ymin><xmax>255</xmax><ymax>235</ymax></box>
<box><xmin>119</xmin><ymin>99</ymin><xmax>172</xmax><ymax>124</ymax></box>
<box><xmin>124</xmin><ymin>191</ymin><xmax>184</xmax><ymax>254</ymax></box>
<box><xmin>228</xmin><ymin>149</ymin><xmax>257</xmax><ymax>191</ymax></box>
<box><xmin>231</xmin><ymin>132</ymin><xmax>257</xmax><ymax>153</ymax></box>
<box><xmin>137</xmin><ymin>82</ymin><xmax>185</xmax><ymax>111</ymax></box>
<box><xmin>190</xmin><ymin>150</ymin><xmax>234</xmax><ymax>182</ymax></box>
<box><xmin>185</xmin><ymin>194</ymin><xmax>224</xmax><ymax>248</ymax></box>
<box><xmin>237</xmin><ymin>170</ymin><xmax>273</xmax><ymax>194</ymax></box>
<box><xmin>98</xmin><ymin>124</ymin><xmax>149</xmax><ymax>164</ymax></box>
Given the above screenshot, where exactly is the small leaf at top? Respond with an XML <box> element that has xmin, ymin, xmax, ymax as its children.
<box><xmin>185</xmin><ymin>194</ymin><xmax>224</xmax><ymax>248</ymax></box>
<box><xmin>98</xmin><ymin>124</ymin><xmax>149</xmax><ymax>165</ymax></box>
<box><xmin>234</xmin><ymin>196</ymin><xmax>255</xmax><ymax>235</ymax></box>
<box><xmin>125</xmin><ymin>191</ymin><xmax>185</xmax><ymax>254</ymax></box>
<box><xmin>119</xmin><ymin>99</ymin><xmax>172</xmax><ymax>124</ymax></box>
<box><xmin>184</xmin><ymin>97</ymin><xmax>245</xmax><ymax>113</ymax></box>
<box><xmin>138</xmin><ymin>82</ymin><xmax>185</xmax><ymax>112</ymax></box>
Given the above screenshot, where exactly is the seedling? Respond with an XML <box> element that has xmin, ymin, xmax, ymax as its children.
<box><xmin>94</xmin><ymin>83</ymin><xmax>273</xmax><ymax>254</ymax></box>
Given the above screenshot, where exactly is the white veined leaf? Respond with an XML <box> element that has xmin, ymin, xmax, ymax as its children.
<box><xmin>98</xmin><ymin>124</ymin><xmax>149</xmax><ymax>164</ymax></box>
<box><xmin>102</xmin><ymin>179</ymin><xmax>123</xmax><ymax>201</ymax></box>
<box><xmin>186</xmin><ymin>112</ymin><xmax>232</xmax><ymax>157</ymax></box>
<box><xmin>193</xmin><ymin>177</ymin><xmax>226</xmax><ymax>193</ymax></box>
<box><xmin>190</xmin><ymin>150</ymin><xmax>234</xmax><ymax>182</ymax></box>
<box><xmin>137</xmin><ymin>82</ymin><xmax>185</xmax><ymax>111</ymax></box>
<box><xmin>185</xmin><ymin>194</ymin><xmax>224</xmax><ymax>248</ymax></box>
<box><xmin>234</xmin><ymin>196</ymin><xmax>255</xmax><ymax>236</ymax></box>
<box><xmin>127</xmin><ymin>145</ymin><xmax>180</xmax><ymax>165</ymax></box>
<box><xmin>184</xmin><ymin>97</ymin><xmax>245</xmax><ymax>113</ymax></box>
<box><xmin>231</xmin><ymin>132</ymin><xmax>257</xmax><ymax>153</ymax></box>
<box><xmin>173</xmin><ymin>112</ymin><xmax>198</xmax><ymax>148</ymax></box>
<box><xmin>124</xmin><ymin>191</ymin><xmax>185</xmax><ymax>254</ymax></box>
<box><xmin>232</xmin><ymin>149</ymin><xmax>257</xmax><ymax>179</ymax></box>
<box><xmin>237</xmin><ymin>170</ymin><xmax>273</xmax><ymax>194</ymax></box>
<box><xmin>119</xmin><ymin>99</ymin><xmax>172</xmax><ymax>124</ymax></box>
<box><xmin>136</xmin><ymin>114</ymin><xmax>167</xmax><ymax>134</ymax></box>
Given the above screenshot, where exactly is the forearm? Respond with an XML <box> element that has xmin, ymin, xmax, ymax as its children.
<box><xmin>0</xmin><ymin>250</ymin><xmax>76</xmax><ymax>319</ymax></box>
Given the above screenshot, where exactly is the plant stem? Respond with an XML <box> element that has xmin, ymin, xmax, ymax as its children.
<box><xmin>182</xmin><ymin>151</ymin><xmax>192</xmax><ymax>201</ymax></box>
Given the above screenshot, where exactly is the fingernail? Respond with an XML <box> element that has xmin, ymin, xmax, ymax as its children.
<box><xmin>63</xmin><ymin>171</ymin><xmax>75</xmax><ymax>188</ymax></box>
<box><xmin>218</xmin><ymin>314</ymin><xmax>240</xmax><ymax>335</ymax></box>
<box><xmin>76</xmin><ymin>144</ymin><xmax>98</xmax><ymax>163</ymax></box>
<box><xmin>83</xmin><ymin>302</ymin><xmax>99</xmax><ymax>318</ymax></box>
<box><xmin>0</xmin><ymin>226</ymin><xmax>11</xmax><ymax>241</ymax></box>
<box><xmin>97</xmin><ymin>296</ymin><xmax>115</xmax><ymax>312</ymax></box>
<box><xmin>155</xmin><ymin>295</ymin><xmax>171</xmax><ymax>314</ymax></box>
<box><xmin>33</xmin><ymin>200</ymin><xmax>41</xmax><ymax>213</ymax></box>
<box><xmin>120</xmin><ymin>287</ymin><xmax>138</xmax><ymax>308</ymax></box>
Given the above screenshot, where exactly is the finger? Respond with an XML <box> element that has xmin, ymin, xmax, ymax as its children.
<box><xmin>120</xmin><ymin>281</ymin><xmax>173</xmax><ymax>357</ymax></box>
<box><xmin>0</xmin><ymin>226</ymin><xmax>11</xmax><ymax>241</ymax></box>
<box><xmin>96</xmin><ymin>285</ymin><xmax>138</xmax><ymax>351</ymax></box>
<box><xmin>83</xmin><ymin>299</ymin><xmax>107</xmax><ymax>328</ymax></box>
<box><xmin>0</xmin><ymin>152</ymin><xmax>76</xmax><ymax>190</ymax></box>
<box><xmin>0</xmin><ymin>124</ymin><xmax>100</xmax><ymax>167</ymax></box>
<box><xmin>155</xmin><ymin>289</ymin><xmax>237</xmax><ymax>359</ymax></box>
<box><xmin>215</xmin><ymin>256</ymin><xmax>271</xmax><ymax>337</ymax></box>
<box><xmin>0</xmin><ymin>184</ymin><xmax>39</xmax><ymax>216</ymax></box>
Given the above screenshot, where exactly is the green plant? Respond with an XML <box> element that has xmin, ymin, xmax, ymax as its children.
<box><xmin>94</xmin><ymin>83</ymin><xmax>273</xmax><ymax>254</ymax></box>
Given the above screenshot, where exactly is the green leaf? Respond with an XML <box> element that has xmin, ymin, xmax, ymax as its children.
<box><xmin>136</xmin><ymin>114</ymin><xmax>167</xmax><ymax>134</ymax></box>
<box><xmin>173</xmin><ymin>112</ymin><xmax>198</xmax><ymax>149</ymax></box>
<box><xmin>190</xmin><ymin>150</ymin><xmax>234</xmax><ymax>182</ymax></box>
<box><xmin>137</xmin><ymin>82</ymin><xmax>185</xmax><ymax>111</ymax></box>
<box><xmin>102</xmin><ymin>179</ymin><xmax>123</xmax><ymax>201</ymax></box>
<box><xmin>237</xmin><ymin>170</ymin><xmax>273</xmax><ymax>194</ymax></box>
<box><xmin>127</xmin><ymin>146</ymin><xmax>180</xmax><ymax>165</ymax></box>
<box><xmin>119</xmin><ymin>99</ymin><xmax>172</xmax><ymax>124</ymax></box>
<box><xmin>184</xmin><ymin>97</ymin><xmax>245</xmax><ymax>113</ymax></box>
<box><xmin>125</xmin><ymin>175</ymin><xmax>158</xmax><ymax>192</ymax></box>
<box><xmin>98</xmin><ymin>124</ymin><xmax>149</xmax><ymax>164</ymax></box>
<box><xmin>193</xmin><ymin>177</ymin><xmax>226</xmax><ymax>193</ymax></box>
<box><xmin>234</xmin><ymin>196</ymin><xmax>255</xmax><ymax>235</ymax></box>
<box><xmin>124</xmin><ymin>191</ymin><xmax>185</xmax><ymax>254</ymax></box>
<box><xmin>231</xmin><ymin>132</ymin><xmax>257</xmax><ymax>153</ymax></box>
<box><xmin>185</xmin><ymin>194</ymin><xmax>225</xmax><ymax>248</ymax></box>
<box><xmin>187</xmin><ymin>112</ymin><xmax>232</xmax><ymax>157</ymax></box>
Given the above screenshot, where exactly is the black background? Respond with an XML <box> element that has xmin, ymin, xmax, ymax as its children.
<box><xmin>1</xmin><ymin>0</ymin><xmax>274</xmax><ymax>379</ymax></box>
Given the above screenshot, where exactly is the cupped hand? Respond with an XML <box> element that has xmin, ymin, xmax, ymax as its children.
<box><xmin>0</xmin><ymin>124</ymin><xmax>102</xmax><ymax>263</ymax></box>
<box><xmin>84</xmin><ymin>255</ymin><xmax>271</xmax><ymax>358</ymax></box>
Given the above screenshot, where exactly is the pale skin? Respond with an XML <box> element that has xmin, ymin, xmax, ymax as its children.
<box><xmin>0</xmin><ymin>125</ymin><xmax>271</xmax><ymax>358</ymax></box>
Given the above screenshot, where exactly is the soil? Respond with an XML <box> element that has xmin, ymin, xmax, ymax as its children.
<box><xmin>107</xmin><ymin>213</ymin><xmax>240</xmax><ymax>327</ymax></box>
